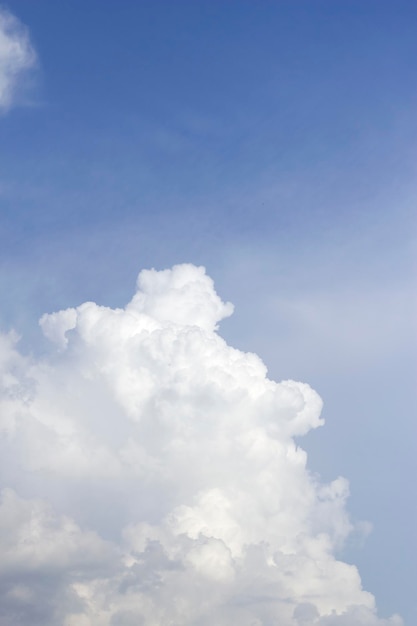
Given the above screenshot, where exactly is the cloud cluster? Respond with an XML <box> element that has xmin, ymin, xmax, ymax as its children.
<box><xmin>0</xmin><ymin>7</ymin><xmax>36</xmax><ymax>111</ymax></box>
<box><xmin>0</xmin><ymin>264</ymin><xmax>402</xmax><ymax>625</ymax></box>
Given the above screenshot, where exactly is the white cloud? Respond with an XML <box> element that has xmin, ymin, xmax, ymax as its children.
<box><xmin>0</xmin><ymin>264</ymin><xmax>403</xmax><ymax>625</ymax></box>
<box><xmin>0</xmin><ymin>488</ymin><xmax>117</xmax><ymax>625</ymax></box>
<box><xmin>0</xmin><ymin>7</ymin><xmax>37</xmax><ymax>112</ymax></box>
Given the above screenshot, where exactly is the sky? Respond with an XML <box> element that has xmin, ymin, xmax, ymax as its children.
<box><xmin>0</xmin><ymin>1</ymin><xmax>416</xmax><ymax>624</ymax></box>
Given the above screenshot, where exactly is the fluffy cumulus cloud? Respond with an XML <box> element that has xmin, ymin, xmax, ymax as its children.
<box><xmin>0</xmin><ymin>264</ymin><xmax>402</xmax><ymax>625</ymax></box>
<box><xmin>0</xmin><ymin>7</ymin><xmax>36</xmax><ymax>111</ymax></box>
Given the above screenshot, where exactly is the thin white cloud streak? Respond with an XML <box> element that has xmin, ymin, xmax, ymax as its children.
<box><xmin>0</xmin><ymin>264</ymin><xmax>403</xmax><ymax>625</ymax></box>
<box><xmin>0</xmin><ymin>7</ymin><xmax>36</xmax><ymax>112</ymax></box>
<box><xmin>267</xmin><ymin>285</ymin><xmax>415</xmax><ymax>373</ymax></box>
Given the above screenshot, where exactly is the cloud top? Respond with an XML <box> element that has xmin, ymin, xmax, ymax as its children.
<box><xmin>131</xmin><ymin>264</ymin><xmax>234</xmax><ymax>330</ymax></box>
<box><xmin>0</xmin><ymin>7</ymin><xmax>37</xmax><ymax>111</ymax></box>
<box><xmin>0</xmin><ymin>264</ymin><xmax>402</xmax><ymax>625</ymax></box>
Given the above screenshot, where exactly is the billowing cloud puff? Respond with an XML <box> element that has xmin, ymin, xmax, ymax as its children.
<box><xmin>0</xmin><ymin>7</ymin><xmax>36</xmax><ymax>111</ymax></box>
<box><xmin>0</xmin><ymin>264</ymin><xmax>402</xmax><ymax>625</ymax></box>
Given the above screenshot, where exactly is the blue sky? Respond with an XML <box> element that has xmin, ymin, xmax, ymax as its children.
<box><xmin>0</xmin><ymin>1</ymin><xmax>416</xmax><ymax>624</ymax></box>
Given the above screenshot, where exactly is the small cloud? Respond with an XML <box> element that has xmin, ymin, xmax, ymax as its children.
<box><xmin>0</xmin><ymin>7</ymin><xmax>37</xmax><ymax>112</ymax></box>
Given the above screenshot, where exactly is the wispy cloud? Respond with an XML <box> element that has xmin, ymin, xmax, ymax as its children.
<box><xmin>0</xmin><ymin>7</ymin><xmax>37</xmax><ymax>112</ymax></box>
<box><xmin>0</xmin><ymin>264</ymin><xmax>402</xmax><ymax>625</ymax></box>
